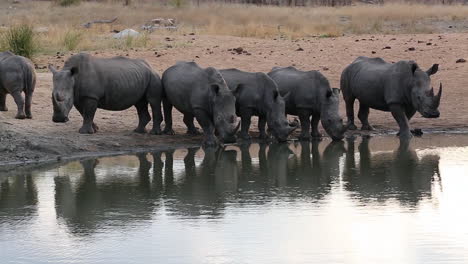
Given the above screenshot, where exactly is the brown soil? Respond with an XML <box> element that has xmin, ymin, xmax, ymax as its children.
<box><xmin>1</xmin><ymin>33</ymin><xmax>467</xmax><ymax>166</ymax></box>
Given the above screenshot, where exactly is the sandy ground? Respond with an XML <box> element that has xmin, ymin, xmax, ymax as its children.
<box><xmin>1</xmin><ymin>32</ymin><xmax>467</xmax><ymax>166</ymax></box>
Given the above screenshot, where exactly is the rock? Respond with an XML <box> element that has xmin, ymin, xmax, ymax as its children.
<box><xmin>296</xmin><ymin>47</ymin><xmax>304</xmax><ymax>51</ymax></box>
<box><xmin>233</xmin><ymin>47</ymin><xmax>243</xmax><ymax>54</ymax></box>
<box><xmin>383</xmin><ymin>46</ymin><xmax>391</xmax><ymax>50</ymax></box>
<box><xmin>113</xmin><ymin>29</ymin><xmax>139</xmax><ymax>39</ymax></box>
<box><xmin>34</xmin><ymin>26</ymin><xmax>49</xmax><ymax>33</ymax></box>
<box><xmin>456</xmin><ymin>58</ymin><xmax>466</xmax><ymax>63</ymax></box>
<box><xmin>322</xmin><ymin>67</ymin><xmax>329</xmax><ymax>71</ymax></box>
<box><xmin>408</xmin><ymin>47</ymin><xmax>416</xmax><ymax>51</ymax></box>
<box><xmin>371</xmin><ymin>51</ymin><xmax>376</xmax><ymax>54</ymax></box>
<box><xmin>426</xmin><ymin>42</ymin><xmax>432</xmax><ymax>45</ymax></box>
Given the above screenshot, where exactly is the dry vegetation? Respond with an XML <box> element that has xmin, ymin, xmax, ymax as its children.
<box><xmin>0</xmin><ymin>0</ymin><xmax>467</xmax><ymax>56</ymax></box>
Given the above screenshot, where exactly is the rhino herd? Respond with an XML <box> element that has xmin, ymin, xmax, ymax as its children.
<box><xmin>0</xmin><ymin>51</ymin><xmax>443</xmax><ymax>147</ymax></box>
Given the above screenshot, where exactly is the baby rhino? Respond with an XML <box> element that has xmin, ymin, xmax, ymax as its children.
<box><xmin>268</xmin><ymin>66</ymin><xmax>348</xmax><ymax>141</ymax></box>
<box><xmin>341</xmin><ymin>57</ymin><xmax>442</xmax><ymax>139</ymax></box>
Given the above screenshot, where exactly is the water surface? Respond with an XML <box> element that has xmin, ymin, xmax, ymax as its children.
<box><xmin>2</xmin><ymin>135</ymin><xmax>468</xmax><ymax>264</ymax></box>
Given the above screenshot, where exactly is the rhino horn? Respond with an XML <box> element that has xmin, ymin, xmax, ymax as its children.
<box><xmin>435</xmin><ymin>82</ymin><xmax>442</xmax><ymax>107</ymax></box>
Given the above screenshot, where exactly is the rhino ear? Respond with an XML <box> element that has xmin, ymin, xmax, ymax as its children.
<box><xmin>273</xmin><ymin>90</ymin><xmax>279</xmax><ymax>101</ymax></box>
<box><xmin>426</xmin><ymin>64</ymin><xmax>439</xmax><ymax>76</ymax></box>
<box><xmin>409</xmin><ymin>61</ymin><xmax>418</xmax><ymax>74</ymax></box>
<box><xmin>70</xmin><ymin>66</ymin><xmax>78</xmax><ymax>76</ymax></box>
<box><xmin>48</xmin><ymin>64</ymin><xmax>58</xmax><ymax>74</ymax></box>
<box><xmin>211</xmin><ymin>84</ymin><xmax>220</xmax><ymax>95</ymax></box>
<box><xmin>232</xmin><ymin>83</ymin><xmax>243</xmax><ymax>97</ymax></box>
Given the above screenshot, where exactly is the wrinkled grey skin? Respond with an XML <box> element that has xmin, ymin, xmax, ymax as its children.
<box><xmin>0</xmin><ymin>51</ymin><xmax>36</xmax><ymax>119</ymax></box>
<box><xmin>268</xmin><ymin>66</ymin><xmax>348</xmax><ymax>141</ymax></box>
<box><xmin>162</xmin><ymin>62</ymin><xmax>239</xmax><ymax>147</ymax></box>
<box><xmin>220</xmin><ymin>69</ymin><xmax>297</xmax><ymax>142</ymax></box>
<box><xmin>49</xmin><ymin>53</ymin><xmax>163</xmax><ymax>134</ymax></box>
<box><xmin>341</xmin><ymin>56</ymin><xmax>442</xmax><ymax>139</ymax></box>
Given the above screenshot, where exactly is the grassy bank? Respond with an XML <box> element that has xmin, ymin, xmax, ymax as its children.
<box><xmin>1</xmin><ymin>1</ymin><xmax>467</xmax><ymax>55</ymax></box>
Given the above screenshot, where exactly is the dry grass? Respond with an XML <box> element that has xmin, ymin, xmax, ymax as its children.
<box><xmin>0</xmin><ymin>1</ymin><xmax>467</xmax><ymax>53</ymax></box>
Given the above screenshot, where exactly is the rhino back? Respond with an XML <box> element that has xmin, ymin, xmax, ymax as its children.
<box><xmin>162</xmin><ymin>62</ymin><xmax>211</xmax><ymax>114</ymax></box>
<box><xmin>269</xmin><ymin>67</ymin><xmax>328</xmax><ymax>113</ymax></box>
<box><xmin>220</xmin><ymin>69</ymin><xmax>263</xmax><ymax>112</ymax></box>
<box><xmin>68</xmin><ymin>54</ymin><xmax>152</xmax><ymax>111</ymax></box>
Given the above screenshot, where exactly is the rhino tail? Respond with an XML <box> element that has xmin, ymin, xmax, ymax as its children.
<box><xmin>23</xmin><ymin>60</ymin><xmax>35</xmax><ymax>96</ymax></box>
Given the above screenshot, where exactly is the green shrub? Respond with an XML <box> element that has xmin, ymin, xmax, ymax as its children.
<box><xmin>55</xmin><ymin>0</ymin><xmax>81</xmax><ymax>7</ymax></box>
<box><xmin>63</xmin><ymin>30</ymin><xmax>82</xmax><ymax>51</ymax></box>
<box><xmin>0</xmin><ymin>24</ymin><xmax>37</xmax><ymax>59</ymax></box>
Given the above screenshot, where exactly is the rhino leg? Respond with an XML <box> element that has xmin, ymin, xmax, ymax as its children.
<box><xmin>78</xmin><ymin>98</ymin><xmax>98</xmax><ymax>134</ymax></box>
<box><xmin>358</xmin><ymin>104</ymin><xmax>374</xmax><ymax>131</ymax></box>
<box><xmin>389</xmin><ymin>104</ymin><xmax>412</xmax><ymax>139</ymax></box>
<box><xmin>11</xmin><ymin>91</ymin><xmax>26</xmax><ymax>119</ymax></box>
<box><xmin>164</xmin><ymin>150</ymin><xmax>175</xmax><ymax>185</ymax></box>
<box><xmin>298</xmin><ymin>109</ymin><xmax>311</xmax><ymax>141</ymax></box>
<box><xmin>77</xmin><ymin>105</ymin><xmax>99</xmax><ymax>132</ymax></box>
<box><xmin>194</xmin><ymin>109</ymin><xmax>218</xmax><ymax>148</ymax></box>
<box><xmin>162</xmin><ymin>98</ymin><xmax>175</xmax><ymax>135</ymax></box>
<box><xmin>134</xmin><ymin>100</ymin><xmax>151</xmax><ymax>133</ymax></box>
<box><xmin>258</xmin><ymin>116</ymin><xmax>269</xmax><ymax>140</ymax></box>
<box><xmin>183</xmin><ymin>114</ymin><xmax>201</xmax><ymax>135</ymax></box>
<box><xmin>0</xmin><ymin>92</ymin><xmax>7</xmax><ymax>111</ymax></box>
<box><xmin>311</xmin><ymin>112</ymin><xmax>322</xmax><ymax>138</ymax></box>
<box><xmin>148</xmin><ymin>95</ymin><xmax>163</xmax><ymax>135</ymax></box>
<box><xmin>345</xmin><ymin>97</ymin><xmax>357</xmax><ymax>130</ymax></box>
<box><xmin>238</xmin><ymin>108</ymin><xmax>252</xmax><ymax>140</ymax></box>
<box><xmin>25</xmin><ymin>91</ymin><xmax>33</xmax><ymax>119</ymax></box>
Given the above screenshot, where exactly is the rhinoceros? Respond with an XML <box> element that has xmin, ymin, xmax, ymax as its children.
<box><xmin>0</xmin><ymin>51</ymin><xmax>36</xmax><ymax>119</ymax></box>
<box><xmin>162</xmin><ymin>62</ymin><xmax>239</xmax><ymax>147</ymax></box>
<box><xmin>268</xmin><ymin>66</ymin><xmax>348</xmax><ymax>141</ymax></box>
<box><xmin>341</xmin><ymin>56</ymin><xmax>442</xmax><ymax>139</ymax></box>
<box><xmin>49</xmin><ymin>53</ymin><xmax>163</xmax><ymax>134</ymax></box>
<box><xmin>220</xmin><ymin>68</ymin><xmax>297</xmax><ymax>142</ymax></box>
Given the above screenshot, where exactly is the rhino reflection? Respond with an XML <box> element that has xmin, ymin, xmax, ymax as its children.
<box><xmin>54</xmin><ymin>153</ymin><xmax>161</xmax><ymax>235</ymax></box>
<box><xmin>0</xmin><ymin>173</ymin><xmax>37</xmax><ymax>223</ymax></box>
<box><xmin>161</xmin><ymin>148</ymin><xmax>238</xmax><ymax>218</ymax></box>
<box><xmin>343</xmin><ymin>137</ymin><xmax>440</xmax><ymax>206</ymax></box>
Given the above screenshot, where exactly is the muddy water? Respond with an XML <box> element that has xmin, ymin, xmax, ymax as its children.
<box><xmin>1</xmin><ymin>135</ymin><xmax>468</xmax><ymax>264</ymax></box>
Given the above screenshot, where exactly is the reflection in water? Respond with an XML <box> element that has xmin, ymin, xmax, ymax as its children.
<box><xmin>2</xmin><ymin>136</ymin><xmax>466</xmax><ymax>264</ymax></box>
<box><xmin>343</xmin><ymin>137</ymin><xmax>440</xmax><ymax>206</ymax></box>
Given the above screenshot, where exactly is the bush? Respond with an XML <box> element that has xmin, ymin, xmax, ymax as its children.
<box><xmin>63</xmin><ymin>30</ymin><xmax>82</xmax><ymax>51</ymax></box>
<box><xmin>55</xmin><ymin>0</ymin><xmax>81</xmax><ymax>7</ymax></box>
<box><xmin>0</xmin><ymin>24</ymin><xmax>37</xmax><ymax>59</ymax></box>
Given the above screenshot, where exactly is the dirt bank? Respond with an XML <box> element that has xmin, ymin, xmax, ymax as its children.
<box><xmin>1</xmin><ymin>33</ymin><xmax>467</xmax><ymax>166</ymax></box>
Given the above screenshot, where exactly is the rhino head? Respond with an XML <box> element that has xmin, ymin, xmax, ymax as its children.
<box><xmin>321</xmin><ymin>88</ymin><xmax>348</xmax><ymax>141</ymax></box>
<box><xmin>49</xmin><ymin>65</ymin><xmax>76</xmax><ymax>123</ymax></box>
<box><xmin>410</xmin><ymin>63</ymin><xmax>442</xmax><ymax>118</ymax></box>
<box><xmin>266</xmin><ymin>89</ymin><xmax>297</xmax><ymax>142</ymax></box>
<box><xmin>206</xmin><ymin>67</ymin><xmax>240</xmax><ymax>143</ymax></box>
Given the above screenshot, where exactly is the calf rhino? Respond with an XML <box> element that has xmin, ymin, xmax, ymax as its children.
<box><xmin>341</xmin><ymin>56</ymin><xmax>442</xmax><ymax>139</ymax></box>
<box><xmin>49</xmin><ymin>53</ymin><xmax>163</xmax><ymax>134</ymax></box>
<box><xmin>0</xmin><ymin>51</ymin><xmax>36</xmax><ymax>119</ymax></box>
<box><xmin>220</xmin><ymin>69</ymin><xmax>297</xmax><ymax>142</ymax></box>
<box><xmin>268</xmin><ymin>66</ymin><xmax>348</xmax><ymax>141</ymax></box>
<box><xmin>162</xmin><ymin>62</ymin><xmax>239</xmax><ymax>147</ymax></box>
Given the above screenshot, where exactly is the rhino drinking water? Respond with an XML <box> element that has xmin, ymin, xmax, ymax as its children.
<box><xmin>0</xmin><ymin>51</ymin><xmax>36</xmax><ymax>119</ymax></box>
<box><xmin>49</xmin><ymin>53</ymin><xmax>163</xmax><ymax>134</ymax></box>
<box><xmin>220</xmin><ymin>68</ymin><xmax>297</xmax><ymax>142</ymax></box>
<box><xmin>341</xmin><ymin>57</ymin><xmax>442</xmax><ymax>139</ymax></box>
<box><xmin>162</xmin><ymin>62</ymin><xmax>239</xmax><ymax>147</ymax></box>
<box><xmin>268</xmin><ymin>66</ymin><xmax>348</xmax><ymax>141</ymax></box>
